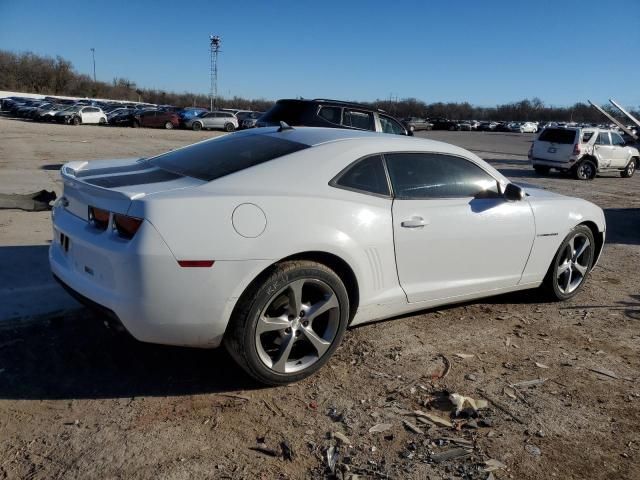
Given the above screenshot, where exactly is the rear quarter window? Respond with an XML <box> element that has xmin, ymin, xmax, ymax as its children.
<box><xmin>149</xmin><ymin>134</ymin><xmax>309</xmax><ymax>181</ymax></box>
<box><xmin>538</xmin><ymin>128</ymin><xmax>577</xmax><ymax>144</ymax></box>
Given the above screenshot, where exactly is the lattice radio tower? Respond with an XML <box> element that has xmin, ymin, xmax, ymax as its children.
<box><xmin>209</xmin><ymin>35</ymin><xmax>222</xmax><ymax>111</ymax></box>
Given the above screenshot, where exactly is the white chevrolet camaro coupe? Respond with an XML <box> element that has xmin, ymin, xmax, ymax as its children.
<box><xmin>50</xmin><ymin>126</ymin><xmax>606</xmax><ymax>384</ymax></box>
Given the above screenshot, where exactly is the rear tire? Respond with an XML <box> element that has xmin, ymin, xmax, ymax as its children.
<box><xmin>621</xmin><ymin>158</ymin><xmax>637</xmax><ymax>178</ymax></box>
<box><xmin>224</xmin><ymin>260</ymin><xmax>350</xmax><ymax>385</ymax></box>
<box><xmin>164</xmin><ymin>121</ymin><xmax>174</xmax><ymax>130</ymax></box>
<box><xmin>574</xmin><ymin>159</ymin><xmax>596</xmax><ymax>180</ymax></box>
<box><xmin>99</xmin><ymin>118</ymin><xmax>106</xmax><ymax>125</ymax></box>
<box><xmin>72</xmin><ymin>116</ymin><xmax>81</xmax><ymax>126</ymax></box>
<box><xmin>224</xmin><ymin>122</ymin><xmax>235</xmax><ymax>132</ymax></box>
<box><xmin>534</xmin><ymin>166</ymin><xmax>550</xmax><ymax>175</ymax></box>
<box><xmin>542</xmin><ymin>225</ymin><xmax>595</xmax><ymax>301</ymax></box>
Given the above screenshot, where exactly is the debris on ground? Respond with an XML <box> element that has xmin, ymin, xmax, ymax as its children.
<box><xmin>431</xmin><ymin>447</ymin><xmax>474</xmax><ymax>463</ymax></box>
<box><xmin>332</xmin><ymin>431</ymin><xmax>351</xmax><ymax>445</ymax></box>
<box><xmin>483</xmin><ymin>458</ymin><xmax>507</xmax><ymax>472</ymax></box>
<box><xmin>402</xmin><ymin>420</ymin><xmax>424</xmax><ymax>434</ymax></box>
<box><xmin>525</xmin><ymin>444</ymin><xmax>542</xmax><ymax>456</ymax></box>
<box><xmin>449</xmin><ymin>393</ymin><xmax>488</xmax><ymax>415</ymax></box>
<box><xmin>368</xmin><ymin>423</ymin><xmax>393</xmax><ymax>433</ymax></box>
<box><xmin>413</xmin><ymin>410</ymin><xmax>453</xmax><ymax>428</ymax></box>
<box><xmin>587</xmin><ymin>366</ymin><xmax>619</xmax><ymax>379</ymax></box>
<box><xmin>0</xmin><ymin>190</ymin><xmax>56</xmax><ymax>211</ymax></box>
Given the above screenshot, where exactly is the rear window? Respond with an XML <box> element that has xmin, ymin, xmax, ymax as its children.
<box><xmin>538</xmin><ymin>128</ymin><xmax>577</xmax><ymax>144</ymax></box>
<box><xmin>148</xmin><ymin>134</ymin><xmax>309</xmax><ymax>181</ymax></box>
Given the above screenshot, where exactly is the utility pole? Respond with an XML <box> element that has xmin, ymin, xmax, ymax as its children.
<box><xmin>209</xmin><ymin>35</ymin><xmax>222</xmax><ymax>111</ymax></box>
<box><xmin>90</xmin><ymin>48</ymin><xmax>96</xmax><ymax>82</ymax></box>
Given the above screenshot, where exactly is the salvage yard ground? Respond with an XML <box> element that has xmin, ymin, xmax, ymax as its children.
<box><xmin>0</xmin><ymin>117</ymin><xmax>639</xmax><ymax>479</ymax></box>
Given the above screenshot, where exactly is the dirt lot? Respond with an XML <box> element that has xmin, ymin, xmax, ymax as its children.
<box><xmin>0</xmin><ymin>118</ymin><xmax>639</xmax><ymax>479</ymax></box>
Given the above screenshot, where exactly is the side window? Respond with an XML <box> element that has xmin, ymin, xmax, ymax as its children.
<box><xmin>343</xmin><ymin>109</ymin><xmax>374</xmax><ymax>131</ymax></box>
<box><xmin>333</xmin><ymin>155</ymin><xmax>389</xmax><ymax>196</ymax></box>
<box><xmin>385</xmin><ymin>153</ymin><xmax>500</xmax><ymax>199</ymax></box>
<box><xmin>611</xmin><ymin>133</ymin><xmax>625</xmax><ymax>146</ymax></box>
<box><xmin>317</xmin><ymin>106</ymin><xmax>342</xmax><ymax>125</ymax></box>
<box><xmin>379</xmin><ymin>115</ymin><xmax>407</xmax><ymax>135</ymax></box>
<box><xmin>582</xmin><ymin>131</ymin><xmax>595</xmax><ymax>142</ymax></box>
<box><xmin>596</xmin><ymin>132</ymin><xmax>611</xmax><ymax>145</ymax></box>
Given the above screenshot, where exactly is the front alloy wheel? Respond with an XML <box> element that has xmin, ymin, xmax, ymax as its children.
<box><xmin>544</xmin><ymin>225</ymin><xmax>595</xmax><ymax>300</ymax></box>
<box><xmin>225</xmin><ymin>261</ymin><xmax>349</xmax><ymax>385</ymax></box>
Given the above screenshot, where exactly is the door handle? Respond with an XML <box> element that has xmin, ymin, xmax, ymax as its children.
<box><xmin>401</xmin><ymin>217</ymin><xmax>428</xmax><ymax>228</ymax></box>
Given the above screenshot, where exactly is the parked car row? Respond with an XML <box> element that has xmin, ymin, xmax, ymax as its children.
<box><xmin>0</xmin><ymin>96</ymin><xmax>270</xmax><ymax>132</ymax></box>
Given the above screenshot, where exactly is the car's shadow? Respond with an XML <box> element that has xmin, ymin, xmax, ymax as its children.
<box><xmin>0</xmin><ymin>311</ymin><xmax>260</xmax><ymax>400</ymax></box>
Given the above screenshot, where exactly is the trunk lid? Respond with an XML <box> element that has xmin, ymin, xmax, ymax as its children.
<box><xmin>60</xmin><ymin>158</ymin><xmax>205</xmax><ymax>220</ymax></box>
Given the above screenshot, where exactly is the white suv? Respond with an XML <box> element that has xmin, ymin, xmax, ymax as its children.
<box><xmin>529</xmin><ymin>127</ymin><xmax>639</xmax><ymax>179</ymax></box>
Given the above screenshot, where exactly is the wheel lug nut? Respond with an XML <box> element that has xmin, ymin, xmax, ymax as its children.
<box><xmin>288</xmin><ymin>314</ymin><xmax>295</xmax><ymax>321</ymax></box>
<box><xmin>295</xmin><ymin>330</ymin><xmax>301</xmax><ymax>337</ymax></box>
<box><xmin>302</xmin><ymin>320</ymin><xmax>309</xmax><ymax>327</ymax></box>
<box><xmin>285</xmin><ymin>327</ymin><xmax>291</xmax><ymax>334</ymax></box>
<box><xmin>299</xmin><ymin>311</ymin><xmax>305</xmax><ymax>317</ymax></box>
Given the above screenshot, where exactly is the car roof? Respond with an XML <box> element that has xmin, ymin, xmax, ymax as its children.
<box><xmin>254</xmin><ymin>126</ymin><xmax>475</xmax><ymax>154</ymax></box>
<box><xmin>276</xmin><ymin>98</ymin><xmax>387</xmax><ymax>113</ymax></box>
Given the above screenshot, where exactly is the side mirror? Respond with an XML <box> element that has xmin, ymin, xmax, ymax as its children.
<box><xmin>503</xmin><ymin>183</ymin><xmax>525</xmax><ymax>201</ymax></box>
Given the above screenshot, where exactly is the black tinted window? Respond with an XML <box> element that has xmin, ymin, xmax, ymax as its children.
<box><xmin>318</xmin><ymin>106</ymin><xmax>342</xmax><ymax>125</ymax></box>
<box><xmin>343</xmin><ymin>110</ymin><xmax>374</xmax><ymax>130</ymax></box>
<box><xmin>538</xmin><ymin>128</ymin><xmax>577</xmax><ymax>144</ymax></box>
<box><xmin>334</xmin><ymin>155</ymin><xmax>389</xmax><ymax>196</ymax></box>
<box><xmin>386</xmin><ymin>153</ymin><xmax>499</xmax><ymax>199</ymax></box>
<box><xmin>149</xmin><ymin>134</ymin><xmax>309</xmax><ymax>181</ymax></box>
<box><xmin>260</xmin><ymin>101</ymin><xmax>307</xmax><ymax>125</ymax></box>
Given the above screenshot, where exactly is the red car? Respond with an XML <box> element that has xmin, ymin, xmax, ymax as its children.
<box><xmin>133</xmin><ymin>110</ymin><xmax>180</xmax><ymax>129</ymax></box>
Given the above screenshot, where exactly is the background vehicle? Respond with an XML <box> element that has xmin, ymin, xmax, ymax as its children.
<box><xmin>54</xmin><ymin>106</ymin><xmax>107</xmax><ymax>125</ymax></box>
<box><xmin>133</xmin><ymin>110</ymin><xmax>180</xmax><ymax>129</ymax></box>
<box><xmin>237</xmin><ymin>111</ymin><xmax>264</xmax><ymax>129</ymax></box>
<box><xmin>529</xmin><ymin>127</ymin><xmax>639</xmax><ymax>179</ymax></box>
<box><xmin>403</xmin><ymin>117</ymin><xmax>433</xmax><ymax>131</ymax></box>
<box><xmin>431</xmin><ymin>118</ymin><xmax>458</xmax><ymax>130</ymax></box>
<box><xmin>456</xmin><ymin>121</ymin><xmax>472</xmax><ymax>131</ymax></box>
<box><xmin>178</xmin><ymin>107</ymin><xmax>209</xmax><ymax>127</ymax></box>
<box><xmin>51</xmin><ymin>127</ymin><xmax>605</xmax><ymax>385</ymax></box>
<box><xmin>186</xmin><ymin>111</ymin><xmax>238</xmax><ymax>131</ymax></box>
<box><xmin>520</xmin><ymin>122</ymin><xmax>538</xmax><ymax>133</ymax></box>
<box><xmin>477</xmin><ymin>122</ymin><xmax>497</xmax><ymax>131</ymax></box>
<box><xmin>256</xmin><ymin>99</ymin><xmax>412</xmax><ymax>136</ymax></box>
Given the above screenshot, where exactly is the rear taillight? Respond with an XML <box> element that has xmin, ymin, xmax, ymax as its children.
<box><xmin>88</xmin><ymin>206</ymin><xmax>110</xmax><ymax>230</ymax></box>
<box><xmin>113</xmin><ymin>214</ymin><xmax>143</xmax><ymax>239</ymax></box>
<box><xmin>573</xmin><ymin>144</ymin><xmax>581</xmax><ymax>155</ymax></box>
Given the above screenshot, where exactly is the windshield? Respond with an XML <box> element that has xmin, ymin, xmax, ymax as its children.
<box><xmin>149</xmin><ymin>133</ymin><xmax>310</xmax><ymax>181</ymax></box>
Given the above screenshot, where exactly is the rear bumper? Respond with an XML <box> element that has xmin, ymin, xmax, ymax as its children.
<box><xmin>49</xmin><ymin>206</ymin><xmax>270</xmax><ymax>348</ymax></box>
<box><xmin>530</xmin><ymin>157</ymin><xmax>575</xmax><ymax>169</ymax></box>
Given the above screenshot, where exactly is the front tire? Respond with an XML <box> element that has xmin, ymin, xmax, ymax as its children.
<box><xmin>164</xmin><ymin>121</ymin><xmax>174</xmax><ymax>130</ymax></box>
<box><xmin>192</xmin><ymin>122</ymin><xmax>202</xmax><ymax>131</ymax></box>
<box><xmin>574</xmin><ymin>159</ymin><xmax>596</xmax><ymax>180</ymax></box>
<box><xmin>224</xmin><ymin>260</ymin><xmax>350</xmax><ymax>385</ymax></box>
<box><xmin>621</xmin><ymin>158</ymin><xmax>637</xmax><ymax>178</ymax></box>
<box><xmin>542</xmin><ymin>225</ymin><xmax>595</xmax><ymax>301</ymax></box>
<box><xmin>71</xmin><ymin>116</ymin><xmax>81</xmax><ymax>126</ymax></box>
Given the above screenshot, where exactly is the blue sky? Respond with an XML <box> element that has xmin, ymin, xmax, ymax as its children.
<box><xmin>1</xmin><ymin>0</ymin><xmax>638</xmax><ymax>107</ymax></box>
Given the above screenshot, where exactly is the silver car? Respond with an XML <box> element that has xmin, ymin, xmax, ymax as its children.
<box><xmin>186</xmin><ymin>111</ymin><xmax>238</xmax><ymax>132</ymax></box>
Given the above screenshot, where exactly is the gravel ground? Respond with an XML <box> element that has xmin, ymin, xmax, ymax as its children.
<box><xmin>0</xmin><ymin>118</ymin><xmax>639</xmax><ymax>479</ymax></box>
